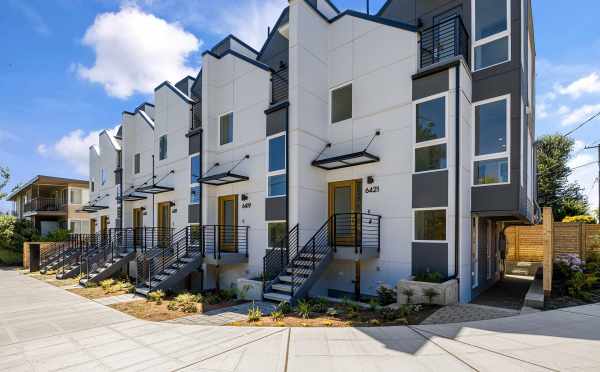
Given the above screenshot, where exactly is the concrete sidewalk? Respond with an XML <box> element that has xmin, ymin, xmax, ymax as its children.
<box><xmin>2</xmin><ymin>268</ymin><xmax>600</xmax><ymax>371</ymax></box>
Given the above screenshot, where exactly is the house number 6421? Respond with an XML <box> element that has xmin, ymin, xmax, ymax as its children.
<box><xmin>365</xmin><ymin>186</ymin><xmax>380</xmax><ymax>193</ymax></box>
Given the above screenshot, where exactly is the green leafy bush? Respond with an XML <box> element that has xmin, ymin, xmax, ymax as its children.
<box><xmin>562</xmin><ymin>215</ymin><xmax>597</xmax><ymax>224</ymax></box>
<box><xmin>147</xmin><ymin>290</ymin><xmax>165</xmax><ymax>304</ymax></box>
<box><xmin>567</xmin><ymin>272</ymin><xmax>598</xmax><ymax>301</ymax></box>
<box><xmin>40</xmin><ymin>229</ymin><xmax>70</xmax><ymax>242</ymax></box>
<box><xmin>271</xmin><ymin>310</ymin><xmax>284</xmax><ymax>322</ymax></box>
<box><xmin>376</xmin><ymin>284</ymin><xmax>397</xmax><ymax>306</ymax></box>
<box><xmin>401</xmin><ymin>288</ymin><xmax>415</xmax><ymax>303</ymax></box>
<box><xmin>277</xmin><ymin>301</ymin><xmax>292</xmax><ymax>314</ymax></box>
<box><xmin>168</xmin><ymin>293</ymin><xmax>202</xmax><ymax>313</ymax></box>
<box><xmin>0</xmin><ymin>216</ymin><xmax>36</xmax><ymax>266</ymax></box>
<box><xmin>413</xmin><ymin>271</ymin><xmax>445</xmax><ymax>283</ymax></box>
<box><xmin>296</xmin><ymin>299</ymin><xmax>311</xmax><ymax>319</ymax></box>
<box><xmin>100</xmin><ymin>279</ymin><xmax>115</xmax><ymax>292</ymax></box>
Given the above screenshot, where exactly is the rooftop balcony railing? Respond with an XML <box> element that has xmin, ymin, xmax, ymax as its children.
<box><xmin>24</xmin><ymin>197</ymin><xmax>66</xmax><ymax>213</ymax></box>
<box><xmin>270</xmin><ymin>63</ymin><xmax>289</xmax><ymax>105</ymax></box>
<box><xmin>191</xmin><ymin>100</ymin><xmax>202</xmax><ymax>130</ymax></box>
<box><xmin>419</xmin><ymin>15</ymin><xmax>469</xmax><ymax>69</ymax></box>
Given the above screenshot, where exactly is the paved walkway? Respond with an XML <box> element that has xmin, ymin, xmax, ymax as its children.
<box><xmin>168</xmin><ymin>301</ymin><xmax>277</xmax><ymax>326</ymax></box>
<box><xmin>421</xmin><ymin>304</ymin><xmax>519</xmax><ymax>325</ymax></box>
<box><xmin>2</xmin><ymin>268</ymin><xmax>600</xmax><ymax>371</ymax></box>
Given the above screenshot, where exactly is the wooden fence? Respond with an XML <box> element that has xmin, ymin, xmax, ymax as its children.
<box><xmin>505</xmin><ymin>207</ymin><xmax>600</xmax><ymax>294</ymax></box>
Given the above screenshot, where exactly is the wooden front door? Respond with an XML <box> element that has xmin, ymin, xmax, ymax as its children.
<box><xmin>157</xmin><ymin>202</ymin><xmax>172</xmax><ymax>247</ymax></box>
<box><xmin>218</xmin><ymin>195</ymin><xmax>238</xmax><ymax>252</ymax></box>
<box><xmin>133</xmin><ymin>208</ymin><xmax>143</xmax><ymax>246</ymax></box>
<box><xmin>90</xmin><ymin>219</ymin><xmax>96</xmax><ymax>235</ymax></box>
<box><xmin>328</xmin><ymin>180</ymin><xmax>362</xmax><ymax>246</ymax></box>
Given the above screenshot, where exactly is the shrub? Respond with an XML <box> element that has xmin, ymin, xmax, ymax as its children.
<box><xmin>296</xmin><ymin>299</ymin><xmax>311</xmax><ymax>319</ymax></box>
<box><xmin>376</xmin><ymin>284</ymin><xmax>397</xmax><ymax>306</ymax></box>
<box><xmin>379</xmin><ymin>308</ymin><xmax>398</xmax><ymax>322</ymax></box>
<box><xmin>402</xmin><ymin>288</ymin><xmax>415</xmax><ymax>303</ymax></box>
<box><xmin>41</xmin><ymin>229</ymin><xmax>70</xmax><ymax>242</ymax></box>
<box><xmin>277</xmin><ymin>301</ymin><xmax>292</xmax><ymax>314</ymax></box>
<box><xmin>238</xmin><ymin>284</ymin><xmax>251</xmax><ymax>300</ymax></box>
<box><xmin>148</xmin><ymin>290</ymin><xmax>165</xmax><ymax>304</ymax></box>
<box><xmin>204</xmin><ymin>293</ymin><xmax>221</xmax><ymax>305</ymax></box>
<box><xmin>562</xmin><ymin>215</ymin><xmax>597</xmax><ymax>224</ymax></box>
<box><xmin>368</xmin><ymin>298</ymin><xmax>379</xmax><ymax>312</ymax></box>
<box><xmin>219</xmin><ymin>288</ymin><xmax>237</xmax><ymax>302</ymax></box>
<box><xmin>369</xmin><ymin>319</ymin><xmax>381</xmax><ymax>326</ymax></box>
<box><xmin>567</xmin><ymin>271</ymin><xmax>598</xmax><ymax>301</ymax></box>
<box><xmin>247</xmin><ymin>302</ymin><xmax>262</xmax><ymax>322</ymax></box>
<box><xmin>0</xmin><ymin>216</ymin><xmax>36</xmax><ymax>266</ymax></box>
<box><xmin>84</xmin><ymin>280</ymin><xmax>98</xmax><ymax>288</ymax></box>
<box><xmin>326</xmin><ymin>307</ymin><xmax>338</xmax><ymax>317</ymax></box>
<box><xmin>310</xmin><ymin>298</ymin><xmax>328</xmax><ymax>313</ymax></box>
<box><xmin>271</xmin><ymin>310</ymin><xmax>284</xmax><ymax>322</ymax></box>
<box><xmin>413</xmin><ymin>271</ymin><xmax>444</xmax><ymax>283</ymax></box>
<box><xmin>423</xmin><ymin>288</ymin><xmax>439</xmax><ymax>304</ymax></box>
<box><xmin>100</xmin><ymin>279</ymin><xmax>115</xmax><ymax>292</ymax></box>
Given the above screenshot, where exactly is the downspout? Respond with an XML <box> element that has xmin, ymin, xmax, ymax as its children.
<box><xmin>285</xmin><ymin>106</ymin><xmax>290</xmax><ymax>234</ymax></box>
<box><xmin>454</xmin><ymin>65</ymin><xmax>461</xmax><ymax>302</ymax></box>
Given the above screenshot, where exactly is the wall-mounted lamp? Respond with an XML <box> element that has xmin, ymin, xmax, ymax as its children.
<box><xmin>367</xmin><ymin>176</ymin><xmax>375</xmax><ymax>184</ymax></box>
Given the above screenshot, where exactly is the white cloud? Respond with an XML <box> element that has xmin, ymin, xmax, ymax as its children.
<box><xmin>561</xmin><ymin>104</ymin><xmax>600</xmax><ymax>126</ymax></box>
<box><xmin>556</xmin><ymin>72</ymin><xmax>600</xmax><ymax>99</ymax></box>
<box><xmin>77</xmin><ymin>7</ymin><xmax>201</xmax><ymax>99</ymax></box>
<box><xmin>37</xmin><ymin>126</ymin><xmax>119</xmax><ymax>176</ymax></box>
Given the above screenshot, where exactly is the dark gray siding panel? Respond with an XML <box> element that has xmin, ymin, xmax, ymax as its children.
<box><xmin>412</xmin><ymin>69</ymin><xmax>449</xmax><ymax>100</ymax></box>
<box><xmin>188</xmin><ymin>205</ymin><xmax>200</xmax><ymax>223</ymax></box>
<box><xmin>189</xmin><ymin>133</ymin><xmax>201</xmax><ymax>155</ymax></box>
<box><xmin>266</xmin><ymin>107</ymin><xmax>287</xmax><ymax>136</ymax></box>
<box><xmin>211</xmin><ymin>38</ymin><xmax>231</xmax><ymax>56</ymax></box>
<box><xmin>411</xmin><ymin>242</ymin><xmax>448</xmax><ymax>277</ymax></box>
<box><xmin>266</xmin><ymin>197</ymin><xmax>286</xmax><ymax>221</ymax></box>
<box><xmin>412</xmin><ymin>171</ymin><xmax>448</xmax><ymax>208</ymax></box>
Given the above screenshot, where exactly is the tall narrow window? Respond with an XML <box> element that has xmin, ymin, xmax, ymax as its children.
<box><xmin>190</xmin><ymin>186</ymin><xmax>200</xmax><ymax>204</ymax></box>
<box><xmin>414</xmin><ymin>209</ymin><xmax>447</xmax><ymax>241</ymax></box>
<box><xmin>70</xmin><ymin>189</ymin><xmax>82</xmax><ymax>204</ymax></box>
<box><xmin>190</xmin><ymin>155</ymin><xmax>200</xmax><ymax>184</ymax></box>
<box><xmin>472</xmin><ymin>0</ymin><xmax>510</xmax><ymax>71</ymax></box>
<box><xmin>134</xmin><ymin>153</ymin><xmax>141</xmax><ymax>174</ymax></box>
<box><xmin>473</xmin><ymin>96</ymin><xmax>510</xmax><ymax>185</ymax></box>
<box><xmin>159</xmin><ymin>135</ymin><xmax>168</xmax><ymax>160</ymax></box>
<box><xmin>267</xmin><ymin>133</ymin><xmax>286</xmax><ymax>197</ymax></box>
<box><xmin>267</xmin><ymin>222</ymin><xmax>286</xmax><ymax>248</ymax></box>
<box><xmin>414</xmin><ymin>95</ymin><xmax>447</xmax><ymax>173</ymax></box>
<box><xmin>219</xmin><ymin>112</ymin><xmax>233</xmax><ymax>145</ymax></box>
<box><xmin>101</xmin><ymin>169</ymin><xmax>106</xmax><ymax>185</ymax></box>
<box><xmin>331</xmin><ymin>83</ymin><xmax>352</xmax><ymax>124</ymax></box>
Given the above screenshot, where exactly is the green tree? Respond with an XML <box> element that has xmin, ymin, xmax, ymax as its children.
<box><xmin>0</xmin><ymin>215</ymin><xmax>37</xmax><ymax>265</ymax></box>
<box><xmin>0</xmin><ymin>166</ymin><xmax>9</xmax><ymax>200</ymax></box>
<box><xmin>536</xmin><ymin>135</ymin><xmax>589</xmax><ymax>221</ymax></box>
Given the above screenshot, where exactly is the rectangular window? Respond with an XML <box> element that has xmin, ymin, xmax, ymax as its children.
<box><xmin>190</xmin><ymin>155</ymin><xmax>200</xmax><ymax>184</ymax></box>
<box><xmin>91</xmin><ymin>181</ymin><xmax>95</xmax><ymax>193</ymax></box>
<box><xmin>331</xmin><ymin>83</ymin><xmax>352</xmax><ymax>124</ymax></box>
<box><xmin>70</xmin><ymin>220</ymin><xmax>83</xmax><ymax>234</ymax></box>
<box><xmin>416</xmin><ymin>97</ymin><xmax>445</xmax><ymax>143</ymax></box>
<box><xmin>190</xmin><ymin>186</ymin><xmax>200</xmax><ymax>204</ymax></box>
<box><xmin>414</xmin><ymin>209</ymin><xmax>446</xmax><ymax>241</ymax></box>
<box><xmin>474</xmin><ymin>158</ymin><xmax>508</xmax><ymax>185</ymax></box>
<box><xmin>268</xmin><ymin>174</ymin><xmax>286</xmax><ymax>197</ymax></box>
<box><xmin>472</xmin><ymin>0</ymin><xmax>510</xmax><ymax>71</ymax></box>
<box><xmin>473</xmin><ymin>96</ymin><xmax>510</xmax><ymax>185</ymax></box>
<box><xmin>219</xmin><ymin>112</ymin><xmax>233</xmax><ymax>145</ymax></box>
<box><xmin>268</xmin><ymin>135</ymin><xmax>286</xmax><ymax>172</ymax></box>
<box><xmin>268</xmin><ymin>222</ymin><xmax>286</xmax><ymax>248</ymax></box>
<box><xmin>70</xmin><ymin>189</ymin><xmax>82</xmax><ymax>204</ymax></box>
<box><xmin>159</xmin><ymin>135</ymin><xmax>168</xmax><ymax>160</ymax></box>
<box><xmin>134</xmin><ymin>153</ymin><xmax>141</xmax><ymax>174</ymax></box>
<box><xmin>101</xmin><ymin>169</ymin><xmax>106</xmax><ymax>185</ymax></box>
<box><xmin>414</xmin><ymin>94</ymin><xmax>447</xmax><ymax>173</ymax></box>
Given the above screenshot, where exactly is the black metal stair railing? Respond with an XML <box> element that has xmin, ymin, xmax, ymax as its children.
<box><xmin>40</xmin><ymin>240</ymin><xmax>70</xmax><ymax>272</ymax></box>
<box><xmin>56</xmin><ymin>234</ymin><xmax>90</xmax><ymax>277</ymax></box>
<box><xmin>263</xmin><ymin>224</ymin><xmax>299</xmax><ymax>288</ymax></box>
<box><xmin>202</xmin><ymin>225</ymin><xmax>249</xmax><ymax>260</ymax></box>
<box><xmin>419</xmin><ymin>15</ymin><xmax>469</xmax><ymax>69</ymax></box>
<box><xmin>81</xmin><ymin>228</ymin><xmax>136</xmax><ymax>280</ymax></box>
<box><xmin>270</xmin><ymin>64</ymin><xmax>288</xmax><ymax>105</ymax></box>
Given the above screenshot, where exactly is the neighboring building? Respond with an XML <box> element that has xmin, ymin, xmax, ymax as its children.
<box><xmin>6</xmin><ymin>175</ymin><xmax>90</xmax><ymax>235</ymax></box>
<box><xmin>89</xmin><ymin>0</ymin><xmax>536</xmax><ymax>303</ymax></box>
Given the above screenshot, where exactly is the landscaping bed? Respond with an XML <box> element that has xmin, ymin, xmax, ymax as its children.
<box><xmin>66</xmin><ymin>278</ymin><xmax>134</xmax><ymax>300</ymax></box>
<box><xmin>25</xmin><ymin>271</ymin><xmax>81</xmax><ymax>287</ymax></box>
<box><xmin>110</xmin><ymin>289</ymin><xmax>245</xmax><ymax>322</ymax></box>
<box><xmin>545</xmin><ymin>253</ymin><xmax>600</xmax><ymax>310</ymax></box>
<box><xmin>229</xmin><ymin>298</ymin><xmax>439</xmax><ymax>327</ymax></box>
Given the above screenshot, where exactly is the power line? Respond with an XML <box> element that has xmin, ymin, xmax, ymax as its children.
<box><xmin>563</xmin><ymin>110</ymin><xmax>600</xmax><ymax>137</ymax></box>
<box><xmin>571</xmin><ymin>161</ymin><xmax>596</xmax><ymax>170</ymax></box>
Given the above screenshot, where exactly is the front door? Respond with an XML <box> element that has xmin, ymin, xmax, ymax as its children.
<box><xmin>328</xmin><ymin>180</ymin><xmax>362</xmax><ymax>246</ymax></box>
<box><xmin>100</xmin><ymin>216</ymin><xmax>108</xmax><ymax>244</ymax></box>
<box><xmin>133</xmin><ymin>208</ymin><xmax>143</xmax><ymax>246</ymax></box>
<box><xmin>157</xmin><ymin>202</ymin><xmax>172</xmax><ymax>247</ymax></box>
<box><xmin>218</xmin><ymin>195</ymin><xmax>238</xmax><ymax>252</ymax></box>
<box><xmin>90</xmin><ymin>219</ymin><xmax>96</xmax><ymax>235</ymax></box>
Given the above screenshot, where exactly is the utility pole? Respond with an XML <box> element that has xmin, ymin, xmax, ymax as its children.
<box><xmin>584</xmin><ymin>144</ymin><xmax>600</xmax><ymax>218</ymax></box>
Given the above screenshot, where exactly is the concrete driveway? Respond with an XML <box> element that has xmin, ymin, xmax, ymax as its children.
<box><xmin>1</xmin><ymin>268</ymin><xmax>600</xmax><ymax>372</ymax></box>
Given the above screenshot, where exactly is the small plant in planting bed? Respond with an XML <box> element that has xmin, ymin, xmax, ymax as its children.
<box><xmin>296</xmin><ymin>299</ymin><xmax>312</xmax><ymax>319</ymax></box>
<box><xmin>147</xmin><ymin>290</ymin><xmax>165</xmax><ymax>304</ymax></box>
<box><xmin>247</xmin><ymin>302</ymin><xmax>262</xmax><ymax>322</ymax></box>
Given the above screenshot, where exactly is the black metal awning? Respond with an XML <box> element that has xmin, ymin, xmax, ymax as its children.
<box><xmin>120</xmin><ymin>193</ymin><xmax>148</xmax><ymax>201</ymax></box>
<box><xmin>198</xmin><ymin>171</ymin><xmax>249</xmax><ymax>185</ymax></box>
<box><xmin>135</xmin><ymin>184</ymin><xmax>174</xmax><ymax>194</ymax></box>
<box><xmin>312</xmin><ymin>151</ymin><xmax>380</xmax><ymax>170</ymax></box>
<box><xmin>312</xmin><ymin>131</ymin><xmax>381</xmax><ymax>170</ymax></box>
<box><xmin>198</xmin><ymin>155</ymin><xmax>250</xmax><ymax>186</ymax></box>
<box><xmin>77</xmin><ymin>205</ymin><xmax>109</xmax><ymax>213</ymax></box>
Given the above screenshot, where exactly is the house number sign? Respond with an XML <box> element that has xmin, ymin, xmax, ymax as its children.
<box><xmin>242</xmin><ymin>202</ymin><xmax>252</xmax><ymax>209</ymax></box>
<box><xmin>365</xmin><ymin>185</ymin><xmax>380</xmax><ymax>193</ymax></box>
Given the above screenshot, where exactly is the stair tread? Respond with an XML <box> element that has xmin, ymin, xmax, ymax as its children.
<box><xmin>264</xmin><ymin>292</ymin><xmax>291</xmax><ymax>302</ymax></box>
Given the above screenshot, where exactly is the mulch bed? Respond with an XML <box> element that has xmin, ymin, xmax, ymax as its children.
<box><xmin>67</xmin><ymin>286</ymin><xmax>131</xmax><ymax>300</ymax></box>
<box><xmin>544</xmin><ymin>274</ymin><xmax>600</xmax><ymax>310</ymax></box>
<box><xmin>110</xmin><ymin>300</ymin><xmax>195</xmax><ymax>322</ymax></box>
<box><xmin>228</xmin><ymin>303</ymin><xmax>440</xmax><ymax>327</ymax></box>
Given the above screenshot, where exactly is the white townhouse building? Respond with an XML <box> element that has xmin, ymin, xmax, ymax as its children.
<box><xmin>85</xmin><ymin>0</ymin><xmax>536</xmax><ymax>304</ymax></box>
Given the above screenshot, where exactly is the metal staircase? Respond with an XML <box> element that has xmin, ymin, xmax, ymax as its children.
<box><xmin>79</xmin><ymin>229</ymin><xmax>137</xmax><ymax>286</ymax></box>
<box><xmin>40</xmin><ymin>235</ymin><xmax>93</xmax><ymax>278</ymax></box>
<box><xmin>262</xmin><ymin>213</ymin><xmax>381</xmax><ymax>303</ymax></box>
<box><xmin>134</xmin><ymin>226</ymin><xmax>203</xmax><ymax>296</ymax></box>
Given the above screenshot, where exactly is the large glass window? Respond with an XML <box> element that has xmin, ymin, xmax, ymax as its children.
<box><xmin>331</xmin><ymin>84</ymin><xmax>352</xmax><ymax>124</ymax></box>
<box><xmin>473</xmin><ymin>96</ymin><xmax>510</xmax><ymax>185</ymax></box>
<box><xmin>159</xmin><ymin>135</ymin><xmax>168</xmax><ymax>160</ymax></box>
<box><xmin>101</xmin><ymin>169</ymin><xmax>106</xmax><ymax>185</ymax></box>
<box><xmin>190</xmin><ymin>186</ymin><xmax>200</xmax><ymax>204</ymax></box>
<box><xmin>268</xmin><ymin>174</ymin><xmax>286</xmax><ymax>197</ymax></box>
<box><xmin>219</xmin><ymin>112</ymin><xmax>233</xmax><ymax>145</ymax></box>
<box><xmin>268</xmin><ymin>222</ymin><xmax>286</xmax><ymax>248</ymax></box>
<box><xmin>474</xmin><ymin>158</ymin><xmax>508</xmax><ymax>185</ymax></box>
<box><xmin>268</xmin><ymin>136</ymin><xmax>286</xmax><ymax>172</ymax></box>
<box><xmin>472</xmin><ymin>0</ymin><xmax>509</xmax><ymax>71</ymax></box>
<box><xmin>416</xmin><ymin>97</ymin><xmax>445</xmax><ymax>142</ymax></box>
<box><xmin>134</xmin><ymin>153</ymin><xmax>141</xmax><ymax>174</ymax></box>
<box><xmin>70</xmin><ymin>189</ymin><xmax>82</xmax><ymax>204</ymax></box>
<box><xmin>190</xmin><ymin>155</ymin><xmax>200</xmax><ymax>183</ymax></box>
<box><xmin>414</xmin><ymin>209</ymin><xmax>446</xmax><ymax>241</ymax></box>
<box><xmin>414</xmin><ymin>94</ymin><xmax>447</xmax><ymax>173</ymax></box>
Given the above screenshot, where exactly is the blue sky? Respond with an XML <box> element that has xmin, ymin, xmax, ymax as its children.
<box><xmin>1</xmin><ymin>0</ymin><xmax>599</xmax><ymax>212</ymax></box>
